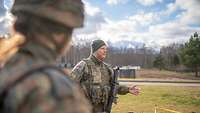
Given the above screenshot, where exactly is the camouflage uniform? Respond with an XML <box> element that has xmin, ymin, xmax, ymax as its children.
<box><xmin>71</xmin><ymin>55</ymin><xmax>129</xmax><ymax>113</ymax></box>
<box><xmin>0</xmin><ymin>0</ymin><xmax>91</xmax><ymax>113</ymax></box>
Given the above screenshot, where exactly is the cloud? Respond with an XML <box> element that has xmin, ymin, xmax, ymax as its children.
<box><xmin>0</xmin><ymin>0</ymin><xmax>12</xmax><ymax>35</ymax></box>
<box><xmin>132</xmin><ymin>0</ymin><xmax>200</xmax><ymax>47</ymax></box>
<box><xmin>73</xmin><ymin>1</ymin><xmax>107</xmax><ymax>44</ymax></box>
<box><xmin>96</xmin><ymin>19</ymin><xmax>137</xmax><ymax>42</ymax></box>
<box><xmin>0</xmin><ymin>13</ymin><xmax>13</xmax><ymax>34</ymax></box>
<box><xmin>164</xmin><ymin>0</ymin><xmax>200</xmax><ymax>25</ymax></box>
<box><xmin>84</xmin><ymin>1</ymin><xmax>101</xmax><ymax>16</ymax></box>
<box><xmin>128</xmin><ymin>12</ymin><xmax>160</xmax><ymax>26</ymax></box>
<box><xmin>106</xmin><ymin>0</ymin><xmax>163</xmax><ymax>6</ymax></box>
<box><xmin>95</xmin><ymin>12</ymin><xmax>162</xmax><ymax>46</ymax></box>
<box><xmin>177</xmin><ymin>0</ymin><xmax>200</xmax><ymax>25</ymax></box>
<box><xmin>146</xmin><ymin>21</ymin><xmax>200</xmax><ymax>47</ymax></box>
<box><xmin>1</xmin><ymin>0</ymin><xmax>199</xmax><ymax>49</ymax></box>
<box><xmin>164</xmin><ymin>3</ymin><xmax>178</xmax><ymax>15</ymax></box>
<box><xmin>106</xmin><ymin>0</ymin><xmax>128</xmax><ymax>5</ymax></box>
<box><xmin>74</xmin><ymin>0</ymin><xmax>200</xmax><ymax>48</ymax></box>
<box><xmin>74</xmin><ymin>6</ymin><xmax>200</xmax><ymax>48</ymax></box>
<box><xmin>66</xmin><ymin>0</ymin><xmax>200</xmax><ymax>48</ymax></box>
<box><xmin>0</xmin><ymin>0</ymin><xmax>6</xmax><ymax>16</ymax></box>
<box><xmin>136</xmin><ymin>0</ymin><xmax>163</xmax><ymax>6</ymax></box>
<box><xmin>3</xmin><ymin>0</ymin><xmax>13</xmax><ymax>10</ymax></box>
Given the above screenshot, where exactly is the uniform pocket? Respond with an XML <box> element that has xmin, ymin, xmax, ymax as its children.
<box><xmin>91</xmin><ymin>85</ymin><xmax>103</xmax><ymax>105</ymax></box>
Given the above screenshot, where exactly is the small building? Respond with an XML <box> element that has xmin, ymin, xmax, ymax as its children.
<box><xmin>119</xmin><ymin>66</ymin><xmax>140</xmax><ymax>78</ymax></box>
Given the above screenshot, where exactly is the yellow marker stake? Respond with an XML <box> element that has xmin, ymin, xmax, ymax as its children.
<box><xmin>155</xmin><ymin>105</ymin><xmax>182</xmax><ymax>113</ymax></box>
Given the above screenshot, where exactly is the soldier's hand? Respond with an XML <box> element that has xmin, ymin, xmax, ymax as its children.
<box><xmin>128</xmin><ymin>85</ymin><xmax>140</xmax><ymax>96</ymax></box>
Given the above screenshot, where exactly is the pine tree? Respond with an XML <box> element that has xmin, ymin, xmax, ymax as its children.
<box><xmin>180</xmin><ymin>32</ymin><xmax>200</xmax><ymax>77</ymax></box>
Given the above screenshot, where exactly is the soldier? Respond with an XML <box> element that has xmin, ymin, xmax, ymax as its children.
<box><xmin>0</xmin><ymin>0</ymin><xmax>91</xmax><ymax>113</ymax></box>
<box><xmin>71</xmin><ymin>39</ymin><xmax>140</xmax><ymax>113</ymax></box>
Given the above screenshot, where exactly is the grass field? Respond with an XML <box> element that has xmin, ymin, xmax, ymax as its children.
<box><xmin>111</xmin><ymin>86</ymin><xmax>200</xmax><ymax>113</ymax></box>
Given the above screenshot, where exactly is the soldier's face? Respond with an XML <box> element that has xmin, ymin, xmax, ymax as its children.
<box><xmin>54</xmin><ymin>33</ymin><xmax>72</xmax><ymax>54</ymax></box>
<box><xmin>96</xmin><ymin>45</ymin><xmax>107</xmax><ymax>61</ymax></box>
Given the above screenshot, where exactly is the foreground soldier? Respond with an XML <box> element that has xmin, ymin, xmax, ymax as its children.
<box><xmin>71</xmin><ymin>39</ymin><xmax>140</xmax><ymax>113</ymax></box>
<box><xmin>0</xmin><ymin>0</ymin><xmax>91</xmax><ymax>113</ymax></box>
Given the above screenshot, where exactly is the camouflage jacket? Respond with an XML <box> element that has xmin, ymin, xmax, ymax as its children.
<box><xmin>70</xmin><ymin>55</ymin><xmax>129</xmax><ymax>105</ymax></box>
<box><xmin>0</xmin><ymin>42</ymin><xmax>91</xmax><ymax>113</ymax></box>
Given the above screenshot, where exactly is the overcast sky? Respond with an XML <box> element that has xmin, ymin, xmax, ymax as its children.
<box><xmin>1</xmin><ymin>0</ymin><xmax>200</xmax><ymax>48</ymax></box>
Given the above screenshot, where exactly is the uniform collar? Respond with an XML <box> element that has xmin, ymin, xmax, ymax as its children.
<box><xmin>22</xmin><ymin>41</ymin><xmax>56</xmax><ymax>62</ymax></box>
<box><xmin>90</xmin><ymin>55</ymin><xmax>103</xmax><ymax>65</ymax></box>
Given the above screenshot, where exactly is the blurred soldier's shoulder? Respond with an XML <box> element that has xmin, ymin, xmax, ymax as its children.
<box><xmin>0</xmin><ymin>65</ymin><xmax>91</xmax><ymax>113</ymax></box>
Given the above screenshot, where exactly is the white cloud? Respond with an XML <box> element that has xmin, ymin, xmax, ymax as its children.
<box><xmin>164</xmin><ymin>3</ymin><xmax>178</xmax><ymax>15</ymax></box>
<box><xmin>106</xmin><ymin>0</ymin><xmax>128</xmax><ymax>5</ymax></box>
<box><xmin>146</xmin><ymin>21</ymin><xmax>200</xmax><ymax>46</ymax></box>
<box><xmin>95</xmin><ymin>12</ymin><xmax>160</xmax><ymax>43</ymax></box>
<box><xmin>84</xmin><ymin>1</ymin><xmax>101</xmax><ymax>16</ymax></box>
<box><xmin>73</xmin><ymin>1</ymin><xmax>106</xmax><ymax>43</ymax></box>
<box><xmin>129</xmin><ymin>12</ymin><xmax>160</xmax><ymax>26</ymax></box>
<box><xmin>74</xmin><ymin>2</ymin><xmax>200</xmax><ymax>48</ymax></box>
<box><xmin>137</xmin><ymin>0</ymin><xmax>163</xmax><ymax>6</ymax></box>
<box><xmin>96</xmin><ymin>20</ymin><xmax>137</xmax><ymax>42</ymax></box>
<box><xmin>0</xmin><ymin>0</ymin><xmax>6</xmax><ymax>17</ymax></box>
<box><xmin>0</xmin><ymin>13</ymin><xmax>12</xmax><ymax>35</ymax></box>
<box><xmin>3</xmin><ymin>0</ymin><xmax>13</xmax><ymax>10</ymax></box>
<box><xmin>107</xmin><ymin>0</ymin><xmax>163</xmax><ymax>6</ymax></box>
<box><xmin>0</xmin><ymin>0</ymin><xmax>13</xmax><ymax>35</ymax></box>
<box><xmin>0</xmin><ymin>12</ymin><xmax>13</xmax><ymax>34</ymax></box>
<box><xmin>70</xmin><ymin>0</ymin><xmax>200</xmax><ymax>48</ymax></box>
<box><xmin>107</xmin><ymin>0</ymin><xmax>122</xmax><ymax>5</ymax></box>
<box><xmin>1</xmin><ymin>0</ymin><xmax>199</xmax><ymax>49</ymax></box>
<box><xmin>163</xmin><ymin>0</ymin><xmax>200</xmax><ymax>25</ymax></box>
<box><xmin>177</xmin><ymin>0</ymin><xmax>200</xmax><ymax>25</ymax></box>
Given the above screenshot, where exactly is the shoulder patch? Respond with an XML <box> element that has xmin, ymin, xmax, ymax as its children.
<box><xmin>74</xmin><ymin>61</ymin><xmax>86</xmax><ymax>70</ymax></box>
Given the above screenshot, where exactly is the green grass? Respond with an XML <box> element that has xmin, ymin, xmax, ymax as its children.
<box><xmin>111</xmin><ymin>86</ymin><xmax>200</xmax><ymax>113</ymax></box>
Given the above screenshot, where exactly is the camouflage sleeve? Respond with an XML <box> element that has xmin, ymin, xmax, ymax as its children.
<box><xmin>4</xmin><ymin>74</ymin><xmax>54</xmax><ymax>113</ymax></box>
<box><xmin>70</xmin><ymin>61</ymin><xmax>87</xmax><ymax>82</ymax></box>
<box><xmin>3</xmin><ymin>72</ymin><xmax>91</xmax><ymax>113</ymax></box>
<box><xmin>117</xmin><ymin>85</ymin><xmax>129</xmax><ymax>95</ymax></box>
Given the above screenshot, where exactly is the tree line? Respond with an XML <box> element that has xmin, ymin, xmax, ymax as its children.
<box><xmin>153</xmin><ymin>32</ymin><xmax>200</xmax><ymax>77</ymax></box>
<box><xmin>60</xmin><ymin>32</ymin><xmax>200</xmax><ymax>77</ymax></box>
<box><xmin>60</xmin><ymin>43</ymin><xmax>157</xmax><ymax>68</ymax></box>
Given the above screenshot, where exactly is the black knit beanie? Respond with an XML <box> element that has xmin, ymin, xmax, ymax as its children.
<box><xmin>91</xmin><ymin>39</ymin><xmax>106</xmax><ymax>53</ymax></box>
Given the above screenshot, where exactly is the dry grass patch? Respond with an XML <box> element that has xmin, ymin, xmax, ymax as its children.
<box><xmin>136</xmin><ymin>69</ymin><xmax>200</xmax><ymax>80</ymax></box>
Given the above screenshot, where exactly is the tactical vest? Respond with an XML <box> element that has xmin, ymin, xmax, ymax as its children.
<box><xmin>81</xmin><ymin>58</ymin><xmax>113</xmax><ymax>105</ymax></box>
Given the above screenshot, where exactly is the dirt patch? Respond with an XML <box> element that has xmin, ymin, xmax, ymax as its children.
<box><xmin>136</xmin><ymin>69</ymin><xmax>200</xmax><ymax>80</ymax></box>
